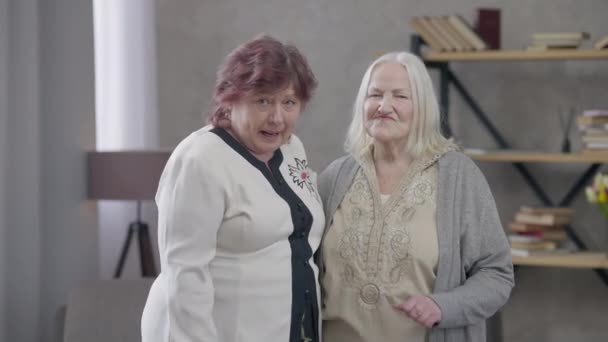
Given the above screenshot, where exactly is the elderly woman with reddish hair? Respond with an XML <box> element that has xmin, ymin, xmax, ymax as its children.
<box><xmin>141</xmin><ymin>35</ymin><xmax>324</xmax><ymax>342</ymax></box>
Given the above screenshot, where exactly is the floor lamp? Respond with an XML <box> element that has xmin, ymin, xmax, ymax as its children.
<box><xmin>87</xmin><ymin>151</ymin><xmax>170</xmax><ymax>278</ymax></box>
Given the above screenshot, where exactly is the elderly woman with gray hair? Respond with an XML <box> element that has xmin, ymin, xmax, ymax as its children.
<box><xmin>317</xmin><ymin>51</ymin><xmax>514</xmax><ymax>342</ymax></box>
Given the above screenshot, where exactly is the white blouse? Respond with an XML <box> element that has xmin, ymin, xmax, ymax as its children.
<box><xmin>141</xmin><ymin>126</ymin><xmax>325</xmax><ymax>342</ymax></box>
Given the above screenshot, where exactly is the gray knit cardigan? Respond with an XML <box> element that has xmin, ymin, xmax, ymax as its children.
<box><xmin>316</xmin><ymin>151</ymin><xmax>514</xmax><ymax>342</ymax></box>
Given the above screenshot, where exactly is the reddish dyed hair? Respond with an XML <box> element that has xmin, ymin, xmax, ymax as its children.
<box><xmin>209</xmin><ymin>34</ymin><xmax>317</xmax><ymax>127</ymax></box>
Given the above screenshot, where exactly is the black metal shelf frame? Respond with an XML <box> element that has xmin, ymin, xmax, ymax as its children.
<box><xmin>410</xmin><ymin>35</ymin><xmax>608</xmax><ymax>286</ymax></box>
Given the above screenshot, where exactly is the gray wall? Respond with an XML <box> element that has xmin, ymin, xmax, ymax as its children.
<box><xmin>0</xmin><ymin>0</ymin><xmax>7</xmax><ymax>339</ymax></box>
<box><xmin>156</xmin><ymin>0</ymin><xmax>608</xmax><ymax>341</ymax></box>
<box><xmin>2</xmin><ymin>0</ymin><xmax>98</xmax><ymax>341</ymax></box>
<box><xmin>5</xmin><ymin>1</ymin><xmax>42</xmax><ymax>341</ymax></box>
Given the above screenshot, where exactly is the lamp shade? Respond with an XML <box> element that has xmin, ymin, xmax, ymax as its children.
<box><xmin>87</xmin><ymin>151</ymin><xmax>171</xmax><ymax>200</ymax></box>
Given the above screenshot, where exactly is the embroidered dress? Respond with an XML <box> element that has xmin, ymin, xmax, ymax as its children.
<box><xmin>322</xmin><ymin>147</ymin><xmax>443</xmax><ymax>342</ymax></box>
<box><xmin>141</xmin><ymin>127</ymin><xmax>325</xmax><ymax>342</ymax></box>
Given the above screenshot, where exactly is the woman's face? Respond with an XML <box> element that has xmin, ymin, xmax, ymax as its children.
<box><xmin>227</xmin><ymin>85</ymin><xmax>302</xmax><ymax>162</ymax></box>
<box><xmin>363</xmin><ymin>62</ymin><xmax>414</xmax><ymax>146</ymax></box>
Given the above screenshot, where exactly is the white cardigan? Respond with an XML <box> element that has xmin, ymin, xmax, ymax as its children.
<box><xmin>141</xmin><ymin>127</ymin><xmax>325</xmax><ymax>342</ymax></box>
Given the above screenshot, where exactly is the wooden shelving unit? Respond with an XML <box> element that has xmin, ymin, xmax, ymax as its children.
<box><xmin>424</xmin><ymin>49</ymin><xmax>608</xmax><ymax>62</ymax></box>
<box><xmin>464</xmin><ymin>150</ymin><xmax>608</xmax><ymax>163</ymax></box>
<box><xmin>411</xmin><ymin>35</ymin><xmax>608</xmax><ymax>286</ymax></box>
<box><xmin>512</xmin><ymin>252</ymin><xmax>608</xmax><ymax>269</ymax></box>
<box><xmin>412</xmin><ymin>36</ymin><xmax>608</xmax><ymax>342</ymax></box>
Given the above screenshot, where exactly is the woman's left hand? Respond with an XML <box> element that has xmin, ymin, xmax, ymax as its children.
<box><xmin>393</xmin><ymin>295</ymin><xmax>442</xmax><ymax>328</ymax></box>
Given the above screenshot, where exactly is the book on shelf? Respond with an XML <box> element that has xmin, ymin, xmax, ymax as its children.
<box><xmin>528</xmin><ymin>32</ymin><xmax>589</xmax><ymax>50</ymax></box>
<box><xmin>510</xmin><ymin>246</ymin><xmax>572</xmax><ymax>257</ymax></box>
<box><xmin>530</xmin><ymin>38</ymin><xmax>586</xmax><ymax>46</ymax></box>
<box><xmin>593</xmin><ymin>34</ymin><xmax>608</xmax><ymax>50</ymax></box>
<box><xmin>427</xmin><ymin>17</ymin><xmax>461</xmax><ymax>51</ymax></box>
<box><xmin>519</xmin><ymin>206</ymin><xmax>573</xmax><ymax>216</ymax></box>
<box><xmin>577</xmin><ymin>115</ymin><xmax>608</xmax><ymax>126</ymax></box>
<box><xmin>410</xmin><ymin>15</ymin><xmax>489</xmax><ymax>52</ymax></box>
<box><xmin>581</xmin><ymin>109</ymin><xmax>608</xmax><ymax>117</ymax></box>
<box><xmin>508</xmin><ymin>221</ymin><xmax>564</xmax><ymax>233</ymax></box>
<box><xmin>584</xmin><ymin>142</ymin><xmax>608</xmax><ymax>149</ymax></box>
<box><xmin>508</xmin><ymin>204</ymin><xmax>572</xmax><ymax>257</ymax></box>
<box><xmin>409</xmin><ymin>17</ymin><xmax>445</xmax><ymax>51</ymax></box>
<box><xmin>578</xmin><ymin>112</ymin><xmax>608</xmax><ymax>149</ymax></box>
<box><xmin>510</xmin><ymin>239</ymin><xmax>558</xmax><ymax>251</ymax></box>
<box><xmin>531</xmin><ymin>32</ymin><xmax>590</xmax><ymax>41</ymax></box>
<box><xmin>475</xmin><ymin>8</ymin><xmax>500</xmax><ymax>49</ymax></box>
<box><xmin>518</xmin><ymin>229</ymin><xmax>568</xmax><ymax>241</ymax></box>
<box><xmin>531</xmin><ymin>39</ymin><xmax>585</xmax><ymax>46</ymax></box>
<box><xmin>447</xmin><ymin>15</ymin><xmax>487</xmax><ymax>50</ymax></box>
<box><xmin>509</xmin><ymin>234</ymin><xmax>542</xmax><ymax>243</ymax></box>
<box><xmin>440</xmin><ymin>16</ymin><xmax>474</xmax><ymax>51</ymax></box>
<box><xmin>578</xmin><ymin>123</ymin><xmax>608</xmax><ymax>132</ymax></box>
<box><xmin>582</xmin><ymin>135</ymin><xmax>608</xmax><ymax>144</ymax></box>
<box><xmin>420</xmin><ymin>16</ymin><xmax>454</xmax><ymax>51</ymax></box>
<box><xmin>527</xmin><ymin>45</ymin><xmax>580</xmax><ymax>51</ymax></box>
<box><xmin>514</xmin><ymin>212</ymin><xmax>571</xmax><ymax>226</ymax></box>
<box><xmin>581</xmin><ymin>129</ymin><xmax>608</xmax><ymax>137</ymax></box>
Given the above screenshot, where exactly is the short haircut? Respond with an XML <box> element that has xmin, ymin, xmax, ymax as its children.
<box><xmin>209</xmin><ymin>34</ymin><xmax>317</xmax><ymax>126</ymax></box>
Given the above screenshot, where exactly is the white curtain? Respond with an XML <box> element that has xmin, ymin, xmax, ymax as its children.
<box><xmin>93</xmin><ymin>0</ymin><xmax>160</xmax><ymax>278</ymax></box>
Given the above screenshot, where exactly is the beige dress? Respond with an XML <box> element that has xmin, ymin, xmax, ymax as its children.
<box><xmin>322</xmin><ymin>148</ymin><xmax>440</xmax><ymax>342</ymax></box>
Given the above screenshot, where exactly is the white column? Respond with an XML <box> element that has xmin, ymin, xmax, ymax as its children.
<box><xmin>93</xmin><ymin>0</ymin><xmax>159</xmax><ymax>278</ymax></box>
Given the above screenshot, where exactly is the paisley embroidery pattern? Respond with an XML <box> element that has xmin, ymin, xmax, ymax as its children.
<box><xmin>336</xmin><ymin>155</ymin><xmax>437</xmax><ymax>310</ymax></box>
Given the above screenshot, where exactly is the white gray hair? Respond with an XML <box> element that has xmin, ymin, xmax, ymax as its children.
<box><xmin>344</xmin><ymin>51</ymin><xmax>456</xmax><ymax>158</ymax></box>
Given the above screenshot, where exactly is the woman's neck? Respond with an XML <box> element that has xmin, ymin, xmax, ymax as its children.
<box><xmin>372</xmin><ymin>141</ymin><xmax>412</xmax><ymax>195</ymax></box>
<box><xmin>372</xmin><ymin>140</ymin><xmax>411</xmax><ymax>166</ymax></box>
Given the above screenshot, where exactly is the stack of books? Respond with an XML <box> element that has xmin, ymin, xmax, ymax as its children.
<box><xmin>577</xmin><ymin>109</ymin><xmax>608</xmax><ymax>153</ymax></box>
<box><xmin>528</xmin><ymin>32</ymin><xmax>590</xmax><ymax>50</ymax></box>
<box><xmin>409</xmin><ymin>15</ymin><xmax>487</xmax><ymax>52</ymax></box>
<box><xmin>508</xmin><ymin>206</ymin><xmax>572</xmax><ymax>257</ymax></box>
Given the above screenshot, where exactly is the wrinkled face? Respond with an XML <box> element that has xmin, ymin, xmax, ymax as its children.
<box><xmin>363</xmin><ymin>62</ymin><xmax>414</xmax><ymax>145</ymax></box>
<box><xmin>227</xmin><ymin>85</ymin><xmax>301</xmax><ymax>162</ymax></box>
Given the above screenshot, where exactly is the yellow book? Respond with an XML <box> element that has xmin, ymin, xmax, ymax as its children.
<box><xmin>409</xmin><ymin>17</ymin><xmax>444</xmax><ymax>51</ymax></box>
<box><xmin>427</xmin><ymin>16</ymin><xmax>460</xmax><ymax>51</ymax></box>
<box><xmin>419</xmin><ymin>16</ymin><xmax>452</xmax><ymax>51</ymax></box>
<box><xmin>447</xmin><ymin>15</ymin><xmax>487</xmax><ymax>50</ymax></box>
<box><xmin>441</xmin><ymin>16</ymin><xmax>475</xmax><ymax>51</ymax></box>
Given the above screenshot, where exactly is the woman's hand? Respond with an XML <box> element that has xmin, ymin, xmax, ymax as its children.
<box><xmin>393</xmin><ymin>295</ymin><xmax>442</xmax><ymax>328</ymax></box>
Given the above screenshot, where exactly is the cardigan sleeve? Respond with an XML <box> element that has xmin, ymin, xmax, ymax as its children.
<box><xmin>317</xmin><ymin>164</ymin><xmax>335</xmax><ymax>212</ymax></box>
<box><xmin>429</xmin><ymin>156</ymin><xmax>514</xmax><ymax>328</ymax></box>
<box><xmin>156</xmin><ymin>140</ymin><xmax>225</xmax><ymax>341</ymax></box>
<box><xmin>317</xmin><ymin>155</ymin><xmax>352</xmax><ymax>214</ymax></box>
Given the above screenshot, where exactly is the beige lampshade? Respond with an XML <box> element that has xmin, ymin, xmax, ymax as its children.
<box><xmin>87</xmin><ymin>150</ymin><xmax>171</xmax><ymax>200</ymax></box>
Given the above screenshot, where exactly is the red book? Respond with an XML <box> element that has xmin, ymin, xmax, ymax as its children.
<box><xmin>476</xmin><ymin>8</ymin><xmax>500</xmax><ymax>49</ymax></box>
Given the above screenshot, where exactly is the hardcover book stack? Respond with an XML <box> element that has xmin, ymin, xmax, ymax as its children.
<box><xmin>528</xmin><ymin>32</ymin><xmax>590</xmax><ymax>50</ymax></box>
<box><xmin>508</xmin><ymin>206</ymin><xmax>572</xmax><ymax>257</ymax></box>
<box><xmin>409</xmin><ymin>15</ymin><xmax>488</xmax><ymax>52</ymax></box>
<box><xmin>577</xmin><ymin>109</ymin><xmax>608</xmax><ymax>153</ymax></box>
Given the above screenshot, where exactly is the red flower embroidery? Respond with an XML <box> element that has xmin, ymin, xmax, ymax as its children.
<box><xmin>288</xmin><ymin>158</ymin><xmax>315</xmax><ymax>193</ymax></box>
